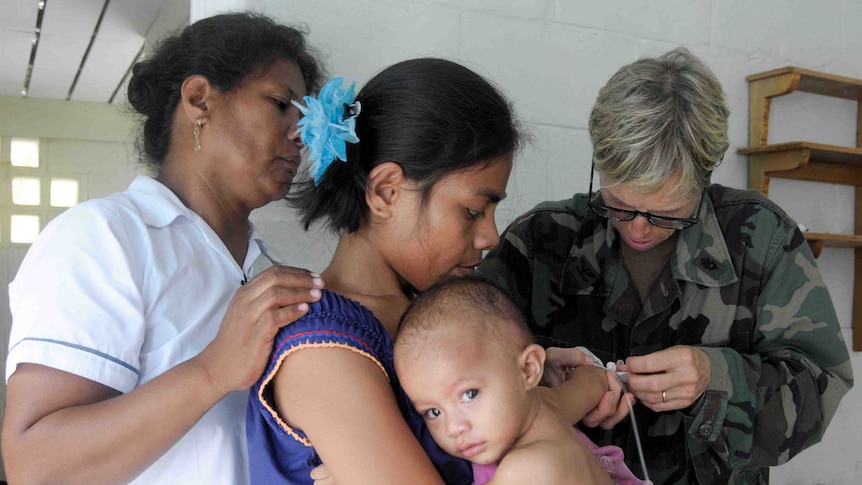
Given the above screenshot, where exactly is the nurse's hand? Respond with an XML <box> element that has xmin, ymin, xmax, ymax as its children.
<box><xmin>616</xmin><ymin>345</ymin><xmax>711</xmax><ymax>412</ymax></box>
<box><xmin>197</xmin><ymin>265</ymin><xmax>324</xmax><ymax>394</ymax></box>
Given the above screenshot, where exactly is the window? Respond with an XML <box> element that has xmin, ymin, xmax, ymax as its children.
<box><xmin>2</xmin><ymin>137</ymin><xmax>82</xmax><ymax>245</ymax></box>
<box><xmin>11</xmin><ymin>138</ymin><xmax>40</xmax><ymax>167</ymax></box>
<box><xmin>12</xmin><ymin>177</ymin><xmax>41</xmax><ymax>205</ymax></box>
<box><xmin>50</xmin><ymin>178</ymin><xmax>79</xmax><ymax>207</ymax></box>
<box><xmin>10</xmin><ymin>214</ymin><xmax>40</xmax><ymax>243</ymax></box>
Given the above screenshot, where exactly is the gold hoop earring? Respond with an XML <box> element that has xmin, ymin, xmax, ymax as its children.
<box><xmin>194</xmin><ymin>118</ymin><xmax>202</xmax><ymax>152</ymax></box>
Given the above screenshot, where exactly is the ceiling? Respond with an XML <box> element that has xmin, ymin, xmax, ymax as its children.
<box><xmin>0</xmin><ymin>0</ymin><xmax>180</xmax><ymax>104</ymax></box>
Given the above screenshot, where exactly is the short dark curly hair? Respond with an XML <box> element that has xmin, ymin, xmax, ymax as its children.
<box><xmin>127</xmin><ymin>12</ymin><xmax>325</xmax><ymax>171</ymax></box>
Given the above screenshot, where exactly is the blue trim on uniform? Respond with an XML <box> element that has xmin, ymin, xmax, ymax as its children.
<box><xmin>9</xmin><ymin>337</ymin><xmax>140</xmax><ymax>375</ymax></box>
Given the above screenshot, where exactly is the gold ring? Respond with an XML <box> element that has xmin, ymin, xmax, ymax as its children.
<box><xmin>662</xmin><ymin>390</ymin><xmax>667</xmax><ymax>403</ymax></box>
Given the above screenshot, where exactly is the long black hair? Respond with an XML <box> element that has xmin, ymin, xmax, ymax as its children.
<box><xmin>291</xmin><ymin>58</ymin><xmax>524</xmax><ymax>233</ymax></box>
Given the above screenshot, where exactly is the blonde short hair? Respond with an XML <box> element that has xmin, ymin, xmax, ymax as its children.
<box><xmin>589</xmin><ymin>47</ymin><xmax>729</xmax><ymax>197</ymax></box>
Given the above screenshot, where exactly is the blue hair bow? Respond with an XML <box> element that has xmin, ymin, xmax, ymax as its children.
<box><xmin>292</xmin><ymin>77</ymin><xmax>361</xmax><ymax>185</ymax></box>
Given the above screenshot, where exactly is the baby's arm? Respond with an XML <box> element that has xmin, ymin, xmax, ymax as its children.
<box><xmin>544</xmin><ymin>364</ymin><xmax>609</xmax><ymax>425</ymax></box>
<box><xmin>543</xmin><ymin>346</ymin><xmax>634</xmax><ymax>429</ymax></box>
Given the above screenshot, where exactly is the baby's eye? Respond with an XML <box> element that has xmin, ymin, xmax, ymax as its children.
<box><xmin>461</xmin><ymin>389</ymin><xmax>478</xmax><ymax>403</ymax></box>
<box><xmin>423</xmin><ymin>408</ymin><xmax>442</xmax><ymax>420</ymax></box>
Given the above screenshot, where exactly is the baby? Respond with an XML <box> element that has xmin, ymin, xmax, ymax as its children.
<box><xmin>394</xmin><ymin>276</ymin><xmax>615</xmax><ymax>485</ymax></box>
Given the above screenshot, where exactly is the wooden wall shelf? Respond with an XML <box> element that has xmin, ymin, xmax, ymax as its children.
<box><xmin>737</xmin><ymin>66</ymin><xmax>862</xmax><ymax>351</ymax></box>
<box><xmin>804</xmin><ymin>233</ymin><xmax>862</xmax><ymax>258</ymax></box>
<box><xmin>738</xmin><ymin>142</ymin><xmax>862</xmax><ymax>194</ymax></box>
<box><xmin>745</xmin><ymin>67</ymin><xmax>862</xmax><ymax>100</ymax></box>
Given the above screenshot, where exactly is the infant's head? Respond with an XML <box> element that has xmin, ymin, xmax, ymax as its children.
<box><xmin>394</xmin><ymin>276</ymin><xmax>544</xmax><ymax>464</ymax></box>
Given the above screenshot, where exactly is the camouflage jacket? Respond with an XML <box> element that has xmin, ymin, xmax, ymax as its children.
<box><xmin>479</xmin><ymin>184</ymin><xmax>853</xmax><ymax>485</ymax></box>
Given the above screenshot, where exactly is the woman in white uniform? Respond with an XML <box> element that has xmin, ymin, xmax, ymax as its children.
<box><xmin>3</xmin><ymin>12</ymin><xmax>326</xmax><ymax>485</ymax></box>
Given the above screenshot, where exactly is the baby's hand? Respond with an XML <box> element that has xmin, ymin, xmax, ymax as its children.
<box><xmin>310</xmin><ymin>463</ymin><xmax>334</xmax><ymax>485</ymax></box>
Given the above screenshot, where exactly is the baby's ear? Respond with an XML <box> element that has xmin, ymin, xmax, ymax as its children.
<box><xmin>519</xmin><ymin>344</ymin><xmax>546</xmax><ymax>390</ymax></box>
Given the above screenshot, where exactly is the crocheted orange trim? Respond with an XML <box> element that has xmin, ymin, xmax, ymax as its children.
<box><xmin>257</xmin><ymin>341</ymin><xmax>389</xmax><ymax>447</ymax></box>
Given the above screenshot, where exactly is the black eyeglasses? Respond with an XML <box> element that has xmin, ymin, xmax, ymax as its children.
<box><xmin>587</xmin><ymin>164</ymin><xmax>703</xmax><ymax>230</ymax></box>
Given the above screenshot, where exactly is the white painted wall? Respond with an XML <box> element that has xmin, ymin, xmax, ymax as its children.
<box><xmin>228</xmin><ymin>1</ymin><xmax>861</xmax><ymax>483</ymax></box>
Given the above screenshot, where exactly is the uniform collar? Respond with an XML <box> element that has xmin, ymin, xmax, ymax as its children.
<box><xmin>125</xmin><ymin>175</ymin><xmax>190</xmax><ymax>229</ymax></box>
<box><xmin>560</xmin><ymin>187</ymin><xmax>737</xmax><ymax>293</ymax></box>
<box><xmin>671</xmin><ymin>189</ymin><xmax>737</xmax><ymax>288</ymax></box>
<box><xmin>124</xmin><ymin>175</ymin><xmax>281</xmax><ymax>267</ymax></box>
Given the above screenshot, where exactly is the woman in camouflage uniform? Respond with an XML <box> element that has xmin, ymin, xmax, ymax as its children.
<box><xmin>479</xmin><ymin>47</ymin><xmax>853</xmax><ymax>485</ymax></box>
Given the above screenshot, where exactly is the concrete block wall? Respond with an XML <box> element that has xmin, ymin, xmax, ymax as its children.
<box><xmin>229</xmin><ymin>0</ymin><xmax>861</xmax><ymax>483</ymax></box>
